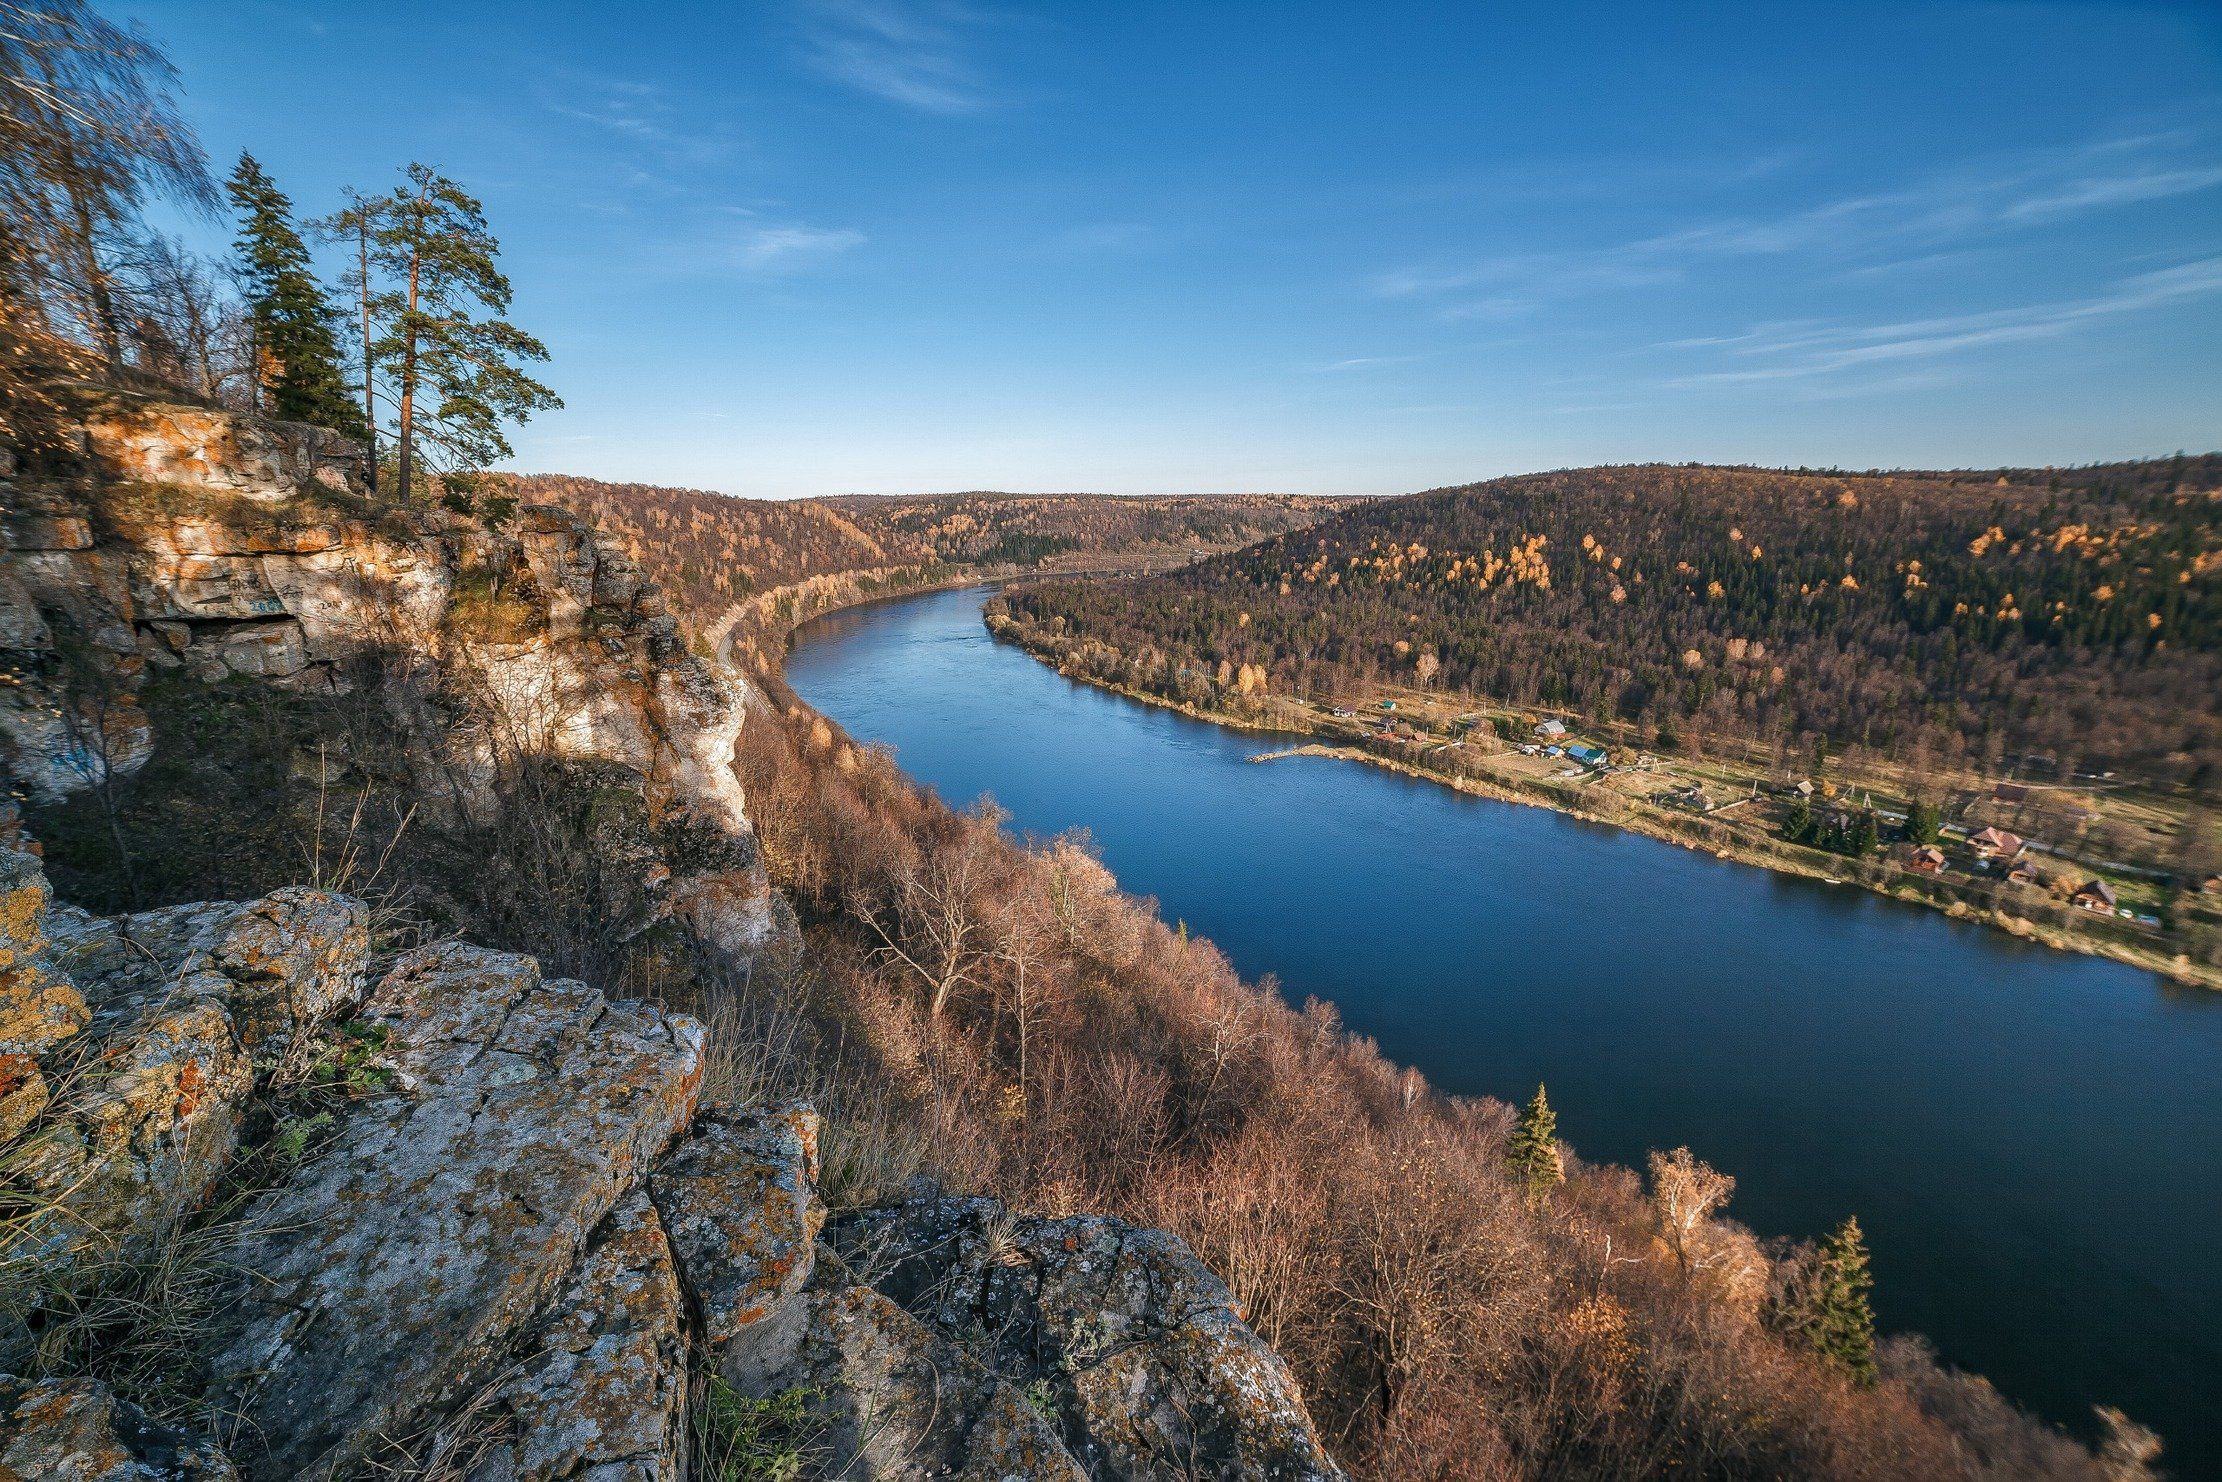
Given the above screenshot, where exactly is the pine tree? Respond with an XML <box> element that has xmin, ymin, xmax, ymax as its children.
<box><xmin>225</xmin><ymin>153</ymin><xmax>355</xmax><ymax>430</ymax></box>
<box><xmin>317</xmin><ymin>189</ymin><xmax>388</xmax><ymax>492</ymax></box>
<box><xmin>366</xmin><ymin>163</ymin><xmax>559</xmax><ymax>500</ymax></box>
<box><xmin>1795</xmin><ymin>1216</ymin><xmax>1879</xmax><ymax>1386</ymax></box>
<box><xmin>1506</xmin><ymin>1083</ymin><xmax>1564</xmax><ymax>1207</ymax></box>
<box><xmin>1904</xmin><ymin>799</ymin><xmax>1941</xmax><ymax>845</ymax></box>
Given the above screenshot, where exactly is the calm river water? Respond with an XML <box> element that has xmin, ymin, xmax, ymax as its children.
<box><xmin>786</xmin><ymin>584</ymin><xmax>2222</xmax><ymax>1471</ymax></box>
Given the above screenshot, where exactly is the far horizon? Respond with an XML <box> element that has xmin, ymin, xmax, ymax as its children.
<box><xmin>141</xmin><ymin>0</ymin><xmax>2221</xmax><ymax>498</ymax></box>
<box><xmin>525</xmin><ymin>449</ymin><xmax>2222</xmax><ymax>506</ymax></box>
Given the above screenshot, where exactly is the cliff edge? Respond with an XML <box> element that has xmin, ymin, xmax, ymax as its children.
<box><xmin>1</xmin><ymin>393</ymin><xmax>785</xmax><ymax>966</ymax></box>
<box><xmin>0</xmin><ymin>839</ymin><xmax>1341</xmax><ymax>1480</ymax></box>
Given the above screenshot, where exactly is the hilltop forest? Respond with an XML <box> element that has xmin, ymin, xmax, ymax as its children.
<box><xmin>503</xmin><ymin>473</ymin><xmax>1355</xmax><ymax>627</ymax></box>
<box><xmin>1005</xmin><ymin>460</ymin><xmax>2222</xmax><ymax>783</ymax></box>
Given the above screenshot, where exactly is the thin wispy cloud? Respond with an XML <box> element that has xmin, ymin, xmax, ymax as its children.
<box><xmin>1377</xmin><ymin>132</ymin><xmax>2222</xmax><ymax>317</ymax></box>
<box><xmin>1300</xmin><ymin>354</ymin><xmax>1423</xmax><ymax>374</ymax></box>
<box><xmin>1669</xmin><ymin>256</ymin><xmax>2222</xmax><ymax>386</ymax></box>
<box><xmin>543</xmin><ymin>77</ymin><xmax>734</xmax><ymax>167</ymax></box>
<box><xmin>793</xmin><ymin>0</ymin><xmax>996</xmax><ymax>113</ymax></box>
<box><xmin>1400</xmin><ymin>148</ymin><xmax>1803</xmax><ymax>208</ymax></box>
<box><xmin>732</xmin><ymin>223</ymin><xmax>868</xmax><ymax>273</ymax></box>
<box><xmin>2000</xmin><ymin>164</ymin><xmax>2222</xmax><ymax>221</ymax></box>
<box><xmin>551</xmin><ymin>90</ymin><xmax>671</xmax><ymax>144</ymax></box>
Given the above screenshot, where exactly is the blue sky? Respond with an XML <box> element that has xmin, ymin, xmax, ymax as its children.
<box><xmin>136</xmin><ymin>1</ymin><xmax>2222</xmax><ymax>496</ymax></box>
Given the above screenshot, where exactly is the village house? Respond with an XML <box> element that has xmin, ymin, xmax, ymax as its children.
<box><xmin>1969</xmin><ymin>827</ymin><xmax>2026</xmax><ymax>861</ymax></box>
<box><xmin>1908</xmin><ymin>845</ymin><xmax>1947</xmax><ymax>875</ymax></box>
<box><xmin>2006</xmin><ymin>859</ymin><xmax>2045</xmax><ymax>887</ymax></box>
<box><xmin>1567</xmin><ymin>743</ymin><xmax>1608</xmax><ymax>768</ymax></box>
<box><xmin>1535</xmin><ymin>718</ymin><xmax>1567</xmax><ymax>739</ymax></box>
<box><xmin>2071</xmin><ymin>878</ymin><xmax>2120</xmax><ymax>914</ymax></box>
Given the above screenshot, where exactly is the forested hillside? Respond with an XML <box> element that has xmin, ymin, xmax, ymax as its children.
<box><xmin>503</xmin><ymin>473</ymin><xmax>1357</xmax><ymax>627</ymax></box>
<box><xmin>1006</xmin><ymin>460</ymin><xmax>2222</xmax><ymax>781</ymax></box>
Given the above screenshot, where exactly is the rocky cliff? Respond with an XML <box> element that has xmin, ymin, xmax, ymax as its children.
<box><xmin>0</xmin><ymin>841</ymin><xmax>1340</xmax><ymax>1480</ymax></box>
<box><xmin>0</xmin><ymin>398</ymin><xmax>1343</xmax><ymax>1480</ymax></box>
<box><xmin>0</xmin><ymin>393</ymin><xmax>782</xmax><ymax>964</ymax></box>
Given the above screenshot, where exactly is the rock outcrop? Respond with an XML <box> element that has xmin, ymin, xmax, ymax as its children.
<box><xmin>201</xmin><ymin>942</ymin><xmax>705</xmax><ymax>1478</ymax></box>
<box><xmin>454</xmin><ymin>1189</ymin><xmax>691</xmax><ymax>1482</ymax></box>
<box><xmin>0</xmin><ymin>1375</ymin><xmax>237</xmax><ymax>1480</ymax></box>
<box><xmin>0</xmin><ymin>393</ymin><xmax>784</xmax><ymax>965</ymax></box>
<box><xmin>0</xmin><ymin>866</ymin><xmax>372</xmax><ymax>1341</ymax></box>
<box><xmin>828</xmin><ymin>1193</ymin><xmax>1343</xmax><ymax>1481</ymax></box>
<box><xmin>0</xmin><ymin>847</ymin><xmax>1343</xmax><ymax>1480</ymax></box>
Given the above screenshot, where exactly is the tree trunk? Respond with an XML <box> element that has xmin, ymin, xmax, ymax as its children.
<box><xmin>66</xmin><ymin>187</ymin><xmax>122</xmax><ymax>370</ymax></box>
<box><xmin>357</xmin><ymin>215</ymin><xmax>376</xmax><ymax>493</ymax></box>
<box><xmin>394</xmin><ymin>239</ymin><xmax>420</xmax><ymax>503</ymax></box>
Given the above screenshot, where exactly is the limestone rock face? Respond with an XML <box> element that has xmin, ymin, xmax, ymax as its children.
<box><xmin>80</xmin><ymin>401</ymin><xmax>356</xmax><ymax>501</ymax></box>
<box><xmin>201</xmin><ymin>942</ymin><xmax>704</xmax><ymax>1481</ymax></box>
<box><xmin>650</xmin><ymin>1103</ymin><xmax>823</xmax><ymax>1389</ymax></box>
<box><xmin>0</xmin><ymin>857</ymin><xmax>1345</xmax><ymax>1482</ymax></box>
<box><xmin>0</xmin><ymin>847</ymin><xmax>90</xmax><ymax>1141</ymax></box>
<box><xmin>456</xmin><ymin>1190</ymin><xmax>690</xmax><ymax>1482</ymax></box>
<box><xmin>0</xmin><ymin>856</ymin><xmax>372</xmax><ymax>1364</ymax></box>
<box><xmin>51</xmin><ymin>887</ymin><xmax>371</xmax><ymax>1060</ymax></box>
<box><xmin>9</xmin><ymin>985</ymin><xmax>250</xmax><ymax>1269</ymax></box>
<box><xmin>828</xmin><ymin>1192</ymin><xmax>1346</xmax><ymax>1482</ymax></box>
<box><xmin>0</xmin><ymin>1375</ymin><xmax>238</xmax><ymax>1480</ymax></box>
<box><xmin>2</xmin><ymin>398</ymin><xmax>791</xmax><ymax>970</ymax></box>
<box><xmin>775</xmin><ymin>1267</ymin><xmax>1086</xmax><ymax>1482</ymax></box>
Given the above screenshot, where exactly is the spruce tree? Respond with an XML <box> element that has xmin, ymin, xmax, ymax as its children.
<box><xmin>1800</xmin><ymin>1216</ymin><xmax>1879</xmax><ymax>1386</ymax></box>
<box><xmin>1904</xmin><ymin>799</ymin><xmax>1941</xmax><ymax>845</ymax></box>
<box><xmin>225</xmin><ymin>153</ymin><xmax>355</xmax><ymax>430</ymax></box>
<box><xmin>1506</xmin><ymin>1084</ymin><xmax>1564</xmax><ymax>1208</ymax></box>
<box><xmin>367</xmin><ymin>163</ymin><xmax>559</xmax><ymax>500</ymax></box>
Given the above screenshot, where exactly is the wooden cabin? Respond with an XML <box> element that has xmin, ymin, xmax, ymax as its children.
<box><xmin>2071</xmin><ymin>878</ymin><xmax>2119</xmax><ymax>913</ymax></box>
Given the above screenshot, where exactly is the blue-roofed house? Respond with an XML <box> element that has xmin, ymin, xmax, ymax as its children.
<box><xmin>1567</xmin><ymin>743</ymin><xmax>1608</xmax><ymax>767</ymax></box>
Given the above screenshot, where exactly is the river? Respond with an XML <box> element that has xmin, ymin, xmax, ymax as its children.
<box><xmin>786</xmin><ymin>583</ymin><xmax>2222</xmax><ymax>1471</ymax></box>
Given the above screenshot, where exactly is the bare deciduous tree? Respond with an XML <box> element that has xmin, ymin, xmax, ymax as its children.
<box><xmin>1648</xmin><ymin>1146</ymin><xmax>1736</xmax><ymax>1274</ymax></box>
<box><xmin>0</xmin><ymin>0</ymin><xmax>212</xmax><ymax>366</ymax></box>
<box><xmin>854</xmin><ymin>806</ymin><xmax>1006</xmax><ymax>1023</ymax></box>
<box><xmin>114</xmin><ymin>232</ymin><xmax>247</xmax><ymax>403</ymax></box>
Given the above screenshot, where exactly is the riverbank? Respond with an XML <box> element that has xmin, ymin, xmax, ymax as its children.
<box><xmin>987</xmin><ymin>610</ymin><xmax>2219</xmax><ymax>992</ymax></box>
<box><xmin>709</xmin><ymin>556</ymin><xmax>1207</xmax><ymax>679</ymax></box>
<box><xmin>788</xmin><ymin>580</ymin><xmax>2222</xmax><ymax>1469</ymax></box>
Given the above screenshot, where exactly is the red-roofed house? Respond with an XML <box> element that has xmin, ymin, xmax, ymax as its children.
<box><xmin>1969</xmin><ymin>827</ymin><xmax>2025</xmax><ymax>861</ymax></box>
